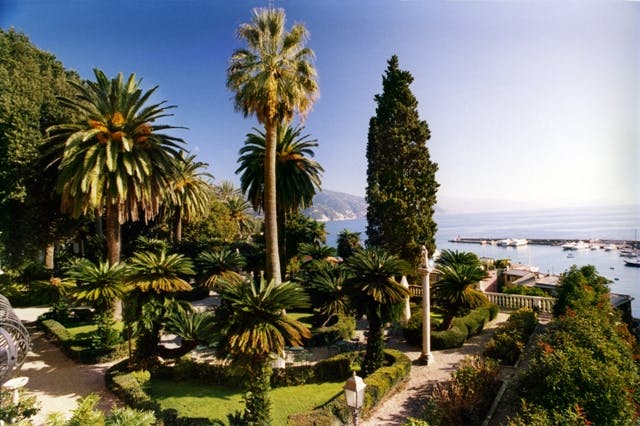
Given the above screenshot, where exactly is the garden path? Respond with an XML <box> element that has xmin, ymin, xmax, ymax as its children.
<box><xmin>361</xmin><ymin>312</ymin><xmax>510</xmax><ymax>426</ymax></box>
<box><xmin>12</xmin><ymin>307</ymin><xmax>123</xmax><ymax>424</ymax></box>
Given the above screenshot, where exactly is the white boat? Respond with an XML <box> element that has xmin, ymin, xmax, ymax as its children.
<box><xmin>604</xmin><ymin>244</ymin><xmax>617</xmax><ymax>251</ymax></box>
<box><xmin>508</xmin><ymin>238</ymin><xmax>528</xmax><ymax>247</ymax></box>
<box><xmin>562</xmin><ymin>242</ymin><xmax>576</xmax><ymax>250</ymax></box>
<box><xmin>620</xmin><ymin>249</ymin><xmax>639</xmax><ymax>258</ymax></box>
<box><xmin>497</xmin><ymin>239</ymin><xmax>512</xmax><ymax>247</ymax></box>
<box><xmin>624</xmin><ymin>258</ymin><xmax>640</xmax><ymax>267</ymax></box>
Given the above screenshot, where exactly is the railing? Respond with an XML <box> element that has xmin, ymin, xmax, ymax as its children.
<box><xmin>408</xmin><ymin>286</ymin><xmax>555</xmax><ymax>314</ymax></box>
<box><xmin>484</xmin><ymin>292</ymin><xmax>556</xmax><ymax>313</ymax></box>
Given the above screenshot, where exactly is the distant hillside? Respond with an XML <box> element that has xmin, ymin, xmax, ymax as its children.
<box><xmin>304</xmin><ymin>190</ymin><xmax>367</xmax><ymax>221</ymax></box>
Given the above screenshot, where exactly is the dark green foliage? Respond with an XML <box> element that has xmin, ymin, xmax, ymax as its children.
<box><xmin>513</xmin><ymin>267</ymin><xmax>640</xmax><ymax>425</ymax></box>
<box><xmin>336</xmin><ymin>229</ymin><xmax>361</xmax><ymax>259</ymax></box>
<box><xmin>421</xmin><ymin>356</ymin><xmax>501</xmax><ymax>426</ymax></box>
<box><xmin>553</xmin><ymin>264</ymin><xmax>610</xmax><ymax>316</ymax></box>
<box><xmin>365</xmin><ymin>55</ymin><xmax>439</xmax><ymax>269</ymax></box>
<box><xmin>307</xmin><ymin>314</ymin><xmax>356</xmax><ymax>346</ymax></box>
<box><xmin>484</xmin><ymin>308</ymin><xmax>538</xmax><ymax>365</ymax></box>
<box><xmin>502</xmin><ymin>284</ymin><xmax>549</xmax><ymax>297</ymax></box>
<box><xmin>89</xmin><ymin>312</ymin><xmax>123</xmax><ymax>352</ymax></box>
<box><xmin>288</xmin><ymin>349</ymin><xmax>411</xmax><ymax>426</ymax></box>
<box><xmin>402</xmin><ymin>305</ymin><xmax>496</xmax><ymax>349</ymax></box>
<box><xmin>0</xmin><ymin>389</ymin><xmax>40</xmax><ymax>424</ymax></box>
<box><xmin>0</xmin><ymin>29</ymin><xmax>82</xmax><ymax>268</ymax></box>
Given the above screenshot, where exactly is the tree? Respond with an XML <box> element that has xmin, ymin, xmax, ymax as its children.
<box><xmin>66</xmin><ymin>259</ymin><xmax>129</xmax><ymax>315</ymax></box>
<box><xmin>366</xmin><ymin>55</ymin><xmax>439</xmax><ymax>270</ymax></box>
<box><xmin>236</xmin><ymin>125</ymin><xmax>323</xmax><ymax>274</ymax></box>
<box><xmin>214</xmin><ymin>278</ymin><xmax>311</xmax><ymax>425</ymax></box>
<box><xmin>346</xmin><ymin>248</ymin><xmax>410</xmax><ymax>376</ymax></box>
<box><xmin>224</xmin><ymin>195</ymin><xmax>257</xmax><ymax>241</ymax></box>
<box><xmin>336</xmin><ymin>229</ymin><xmax>362</xmax><ymax>259</ymax></box>
<box><xmin>125</xmin><ymin>249</ymin><xmax>194</xmax><ymax>364</ymax></box>
<box><xmin>228</xmin><ymin>7</ymin><xmax>319</xmax><ymax>284</ymax></box>
<box><xmin>307</xmin><ymin>262</ymin><xmax>351</xmax><ymax>327</ymax></box>
<box><xmin>0</xmin><ymin>29</ymin><xmax>82</xmax><ymax>268</ymax></box>
<box><xmin>196</xmin><ymin>247</ymin><xmax>246</xmax><ymax>288</ymax></box>
<box><xmin>46</xmin><ymin>69</ymin><xmax>185</xmax><ymax>266</ymax></box>
<box><xmin>166</xmin><ymin>152</ymin><xmax>213</xmax><ymax>242</ymax></box>
<box><xmin>433</xmin><ymin>250</ymin><xmax>488</xmax><ymax>330</ymax></box>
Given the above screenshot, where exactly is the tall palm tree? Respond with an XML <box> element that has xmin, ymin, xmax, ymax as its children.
<box><xmin>66</xmin><ymin>259</ymin><xmax>129</xmax><ymax>315</ymax></box>
<box><xmin>214</xmin><ymin>180</ymin><xmax>241</xmax><ymax>202</ymax></box>
<box><xmin>228</xmin><ymin>7</ymin><xmax>319</xmax><ymax>284</ymax></box>
<box><xmin>237</xmin><ymin>125</ymin><xmax>323</xmax><ymax>274</ymax></box>
<box><xmin>214</xmin><ymin>277</ymin><xmax>311</xmax><ymax>425</ymax></box>
<box><xmin>346</xmin><ymin>248</ymin><xmax>410</xmax><ymax>376</ymax></box>
<box><xmin>433</xmin><ymin>249</ymin><xmax>489</xmax><ymax>330</ymax></box>
<box><xmin>167</xmin><ymin>152</ymin><xmax>213</xmax><ymax>242</ymax></box>
<box><xmin>45</xmin><ymin>69</ymin><xmax>185</xmax><ymax>266</ymax></box>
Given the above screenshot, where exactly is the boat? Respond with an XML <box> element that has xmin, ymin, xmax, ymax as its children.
<box><xmin>497</xmin><ymin>239</ymin><xmax>512</xmax><ymax>247</ymax></box>
<box><xmin>624</xmin><ymin>258</ymin><xmax>640</xmax><ymax>267</ymax></box>
<box><xmin>562</xmin><ymin>242</ymin><xmax>576</xmax><ymax>250</ymax></box>
<box><xmin>604</xmin><ymin>244</ymin><xmax>617</xmax><ymax>251</ymax></box>
<box><xmin>574</xmin><ymin>241</ymin><xmax>590</xmax><ymax>250</ymax></box>
<box><xmin>508</xmin><ymin>238</ymin><xmax>528</xmax><ymax>247</ymax></box>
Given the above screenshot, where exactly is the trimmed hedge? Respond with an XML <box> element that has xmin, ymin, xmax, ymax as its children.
<box><xmin>39</xmin><ymin>318</ymin><xmax>128</xmax><ymax>364</ymax></box>
<box><xmin>307</xmin><ymin>314</ymin><xmax>356</xmax><ymax>347</ymax></box>
<box><xmin>403</xmin><ymin>305</ymin><xmax>498</xmax><ymax>349</ymax></box>
<box><xmin>107</xmin><ymin>349</ymin><xmax>411</xmax><ymax>426</ymax></box>
<box><xmin>288</xmin><ymin>349</ymin><xmax>412</xmax><ymax>425</ymax></box>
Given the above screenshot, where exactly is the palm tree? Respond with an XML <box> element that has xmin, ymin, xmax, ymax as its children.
<box><xmin>125</xmin><ymin>249</ymin><xmax>195</xmax><ymax>364</ymax></box>
<box><xmin>307</xmin><ymin>263</ymin><xmax>351</xmax><ymax>327</ymax></box>
<box><xmin>46</xmin><ymin>69</ymin><xmax>185</xmax><ymax>266</ymax></box>
<box><xmin>167</xmin><ymin>152</ymin><xmax>213</xmax><ymax>242</ymax></box>
<box><xmin>336</xmin><ymin>229</ymin><xmax>362</xmax><ymax>260</ymax></box>
<box><xmin>346</xmin><ymin>248</ymin><xmax>410</xmax><ymax>376</ymax></box>
<box><xmin>228</xmin><ymin>7</ymin><xmax>319</xmax><ymax>284</ymax></box>
<box><xmin>66</xmin><ymin>259</ymin><xmax>129</xmax><ymax>315</ymax></box>
<box><xmin>433</xmin><ymin>249</ymin><xmax>489</xmax><ymax>330</ymax></box>
<box><xmin>196</xmin><ymin>247</ymin><xmax>246</xmax><ymax>288</ymax></box>
<box><xmin>214</xmin><ymin>180</ymin><xmax>241</xmax><ymax>201</ymax></box>
<box><xmin>224</xmin><ymin>195</ymin><xmax>256</xmax><ymax>240</ymax></box>
<box><xmin>214</xmin><ymin>277</ymin><xmax>311</xmax><ymax>425</ymax></box>
<box><xmin>237</xmin><ymin>125</ymin><xmax>323</xmax><ymax>273</ymax></box>
<box><xmin>298</xmin><ymin>242</ymin><xmax>336</xmax><ymax>263</ymax></box>
<box><xmin>158</xmin><ymin>305</ymin><xmax>216</xmax><ymax>359</ymax></box>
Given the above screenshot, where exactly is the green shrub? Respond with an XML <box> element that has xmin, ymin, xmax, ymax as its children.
<box><xmin>484</xmin><ymin>308</ymin><xmax>537</xmax><ymax>365</ymax></box>
<box><xmin>403</xmin><ymin>306</ymin><xmax>497</xmax><ymax>350</ymax></box>
<box><xmin>422</xmin><ymin>356</ymin><xmax>501</xmax><ymax>426</ymax></box>
<box><xmin>41</xmin><ymin>319</ymin><xmax>72</xmax><ymax>344</ymax></box>
<box><xmin>404</xmin><ymin>418</ymin><xmax>431</xmax><ymax>426</ymax></box>
<box><xmin>307</xmin><ymin>314</ymin><xmax>355</xmax><ymax>346</ymax></box>
<box><xmin>488</xmin><ymin>304</ymin><xmax>499</xmax><ymax>321</ymax></box>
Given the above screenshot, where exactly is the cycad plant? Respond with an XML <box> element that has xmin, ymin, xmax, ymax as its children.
<box><xmin>66</xmin><ymin>259</ymin><xmax>129</xmax><ymax>315</ymax></box>
<box><xmin>346</xmin><ymin>248</ymin><xmax>410</xmax><ymax>376</ymax></box>
<box><xmin>196</xmin><ymin>248</ymin><xmax>246</xmax><ymax>288</ymax></box>
<box><xmin>214</xmin><ymin>277</ymin><xmax>311</xmax><ymax>425</ymax></box>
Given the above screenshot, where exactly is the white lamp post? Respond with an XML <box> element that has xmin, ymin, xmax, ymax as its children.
<box><xmin>344</xmin><ymin>371</ymin><xmax>366</xmax><ymax>426</ymax></box>
<box><xmin>419</xmin><ymin>246</ymin><xmax>434</xmax><ymax>364</ymax></box>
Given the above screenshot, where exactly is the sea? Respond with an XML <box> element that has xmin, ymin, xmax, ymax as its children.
<box><xmin>323</xmin><ymin>205</ymin><xmax>640</xmax><ymax>314</ymax></box>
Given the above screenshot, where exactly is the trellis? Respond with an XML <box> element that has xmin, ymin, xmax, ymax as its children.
<box><xmin>0</xmin><ymin>294</ymin><xmax>30</xmax><ymax>384</ymax></box>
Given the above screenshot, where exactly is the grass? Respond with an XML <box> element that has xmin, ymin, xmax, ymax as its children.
<box><xmin>66</xmin><ymin>321</ymin><xmax>124</xmax><ymax>340</ymax></box>
<box><xmin>147</xmin><ymin>378</ymin><xmax>343</xmax><ymax>424</ymax></box>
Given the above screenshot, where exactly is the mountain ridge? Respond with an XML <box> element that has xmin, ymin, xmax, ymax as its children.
<box><xmin>304</xmin><ymin>190</ymin><xmax>367</xmax><ymax>221</ymax></box>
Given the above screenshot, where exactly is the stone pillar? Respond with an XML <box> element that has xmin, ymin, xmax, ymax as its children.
<box><xmin>419</xmin><ymin>246</ymin><xmax>434</xmax><ymax>364</ymax></box>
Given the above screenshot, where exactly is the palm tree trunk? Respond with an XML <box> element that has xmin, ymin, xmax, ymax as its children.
<box><xmin>44</xmin><ymin>244</ymin><xmax>55</xmax><ymax>270</ymax></box>
<box><xmin>264</xmin><ymin>122</ymin><xmax>282</xmax><ymax>284</ymax></box>
<box><xmin>363</xmin><ymin>306</ymin><xmax>385</xmax><ymax>376</ymax></box>
<box><xmin>175</xmin><ymin>209</ymin><xmax>183</xmax><ymax>242</ymax></box>
<box><xmin>105</xmin><ymin>203</ymin><xmax>122</xmax><ymax>319</ymax></box>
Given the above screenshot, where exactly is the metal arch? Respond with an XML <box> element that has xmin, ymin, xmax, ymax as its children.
<box><xmin>0</xmin><ymin>294</ymin><xmax>30</xmax><ymax>385</ymax></box>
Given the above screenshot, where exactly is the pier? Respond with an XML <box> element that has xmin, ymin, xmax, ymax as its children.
<box><xmin>449</xmin><ymin>237</ymin><xmax>638</xmax><ymax>248</ymax></box>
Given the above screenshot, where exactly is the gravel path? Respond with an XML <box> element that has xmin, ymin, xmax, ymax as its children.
<box><xmin>12</xmin><ymin>308</ymin><xmax>122</xmax><ymax>424</ymax></box>
<box><xmin>361</xmin><ymin>312</ymin><xmax>510</xmax><ymax>426</ymax></box>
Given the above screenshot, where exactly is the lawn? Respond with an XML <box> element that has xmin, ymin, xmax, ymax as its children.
<box><xmin>66</xmin><ymin>321</ymin><xmax>124</xmax><ymax>340</ymax></box>
<box><xmin>147</xmin><ymin>378</ymin><xmax>343</xmax><ymax>424</ymax></box>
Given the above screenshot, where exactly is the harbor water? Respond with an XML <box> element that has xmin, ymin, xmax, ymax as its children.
<box><xmin>323</xmin><ymin>205</ymin><xmax>640</xmax><ymax>313</ymax></box>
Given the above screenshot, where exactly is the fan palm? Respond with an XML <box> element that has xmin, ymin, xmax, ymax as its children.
<box><xmin>214</xmin><ymin>180</ymin><xmax>241</xmax><ymax>201</ymax></box>
<box><xmin>45</xmin><ymin>69</ymin><xmax>185</xmax><ymax>266</ymax></box>
<box><xmin>196</xmin><ymin>248</ymin><xmax>246</xmax><ymax>288</ymax></box>
<box><xmin>66</xmin><ymin>259</ymin><xmax>129</xmax><ymax>315</ymax></box>
<box><xmin>346</xmin><ymin>248</ymin><xmax>410</xmax><ymax>376</ymax></box>
<box><xmin>434</xmin><ymin>250</ymin><xmax>489</xmax><ymax>330</ymax></box>
<box><xmin>228</xmin><ymin>7</ymin><xmax>319</xmax><ymax>284</ymax></box>
<box><xmin>167</xmin><ymin>152</ymin><xmax>213</xmax><ymax>242</ymax></box>
<box><xmin>214</xmin><ymin>277</ymin><xmax>311</xmax><ymax>425</ymax></box>
<box><xmin>224</xmin><ymin>195</ymin><xmax>256</xmax><ymax>240</ymax></box>
<box><xmin>307</xmin><ymin>263</ymin><xmax>351</xmax><ymax>327</ymax></box>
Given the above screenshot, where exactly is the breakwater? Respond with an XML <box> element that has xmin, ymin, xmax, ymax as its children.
<box><xmin>449</xmin><ymin>237</ymin><xmax>638</xmax><ymax>248</ymax></box>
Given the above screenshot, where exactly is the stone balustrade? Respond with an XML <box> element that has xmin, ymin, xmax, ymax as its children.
<box><xmin>408</xmin><ymin>286</ymin><xmax>556</xmax><ymax>314</ymax></box>
<box><xmin>483</xmin><ymin>292</ymin><xmax>555</xmax><ymax>313</ymax></box>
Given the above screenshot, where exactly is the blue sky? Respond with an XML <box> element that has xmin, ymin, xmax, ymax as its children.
<box><xmin>1</xmin><ymin>0</ymin><xmax>638</xmax><ymax>212</ymax></box>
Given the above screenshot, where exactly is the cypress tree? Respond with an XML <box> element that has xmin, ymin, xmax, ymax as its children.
<box><xmin>366</xmin><ymin>55</ymin><xmax>439</xmax><ymax>269</ymax></box>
